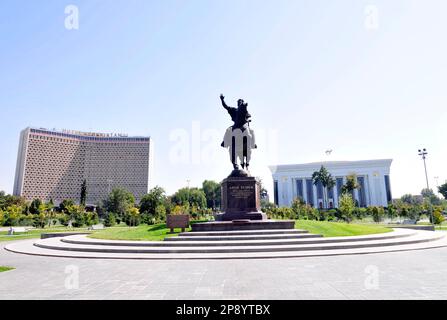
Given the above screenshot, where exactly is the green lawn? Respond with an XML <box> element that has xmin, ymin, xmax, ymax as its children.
<box><xmin>89</xmin><ymin>222</ymin><xmax>208</xmax><ymax>241</ymax></box>
<box><xmin>295</xmin><ymin>220</ymin><xmax>392</xmax><ymax>237</ymax></box>
<box><xmin>0</xmin><ymin>227</ymin><xmax>91</xmax><ymax>242</ymax></box>
<box><xmin>90</xmin><ymin>220</ymin><xmax>392</xmax><ymax>241</ymax></box>
<box><xmin>0</xmin><ymin>266</ymin><xmax>14</xmax><ymax>273</ymax></box>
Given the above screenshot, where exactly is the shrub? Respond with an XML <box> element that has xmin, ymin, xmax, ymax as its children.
<box><xmin>368</xmin><ymin>206</ymin><xmax>385</xmax><ymax>223</ymax></box>
<box><xmin>354</xmin><ymin>207</ymin><xmax>367</xmax><ymax>220</ymax></box>
<box><xmin>338</xmin><ymin>194</ymin><xmax>355</xmax><ymax>223</ymax></box>
<box><xmin>387</xmin><ymin>204</ymin><xmax>397</xmax><ymax>220</ymax></box>
<box><xmin>18</xmin><ymin>214</ymin><xmax>34</xmax><ymax>226</ymax></box>
<box><xmin>318</xmin><ymin>209</ymin><xmax>337</xmax><ymax>221</ymax></box>
<box><xmin>141</xmin><ymin>213</ymin><xmax>155</xmax><ymax>225</ymax></box>
<box><xmin>432</xmin><ymin>208</ymin><xmax>445</xmax><ymax>225</ymax></box>
<box><xmin>58</xmin><ymin>213</ymin><xmax>70</xmax><ymax>226</ymax></box>
<box><xmin>32</xmin><ymin>213</ymin><xmax>46</xmax><ymax>228</ymax></box>
<box><xmin>85</xmin><ymin>212</ymin><xmax>99</xmax><ymax>226</ymax></box>
<box><xmin>261</xmin><ymin>200</ymin><xmax>276</xmax><ymax>213</ymax></box>
<box><xmin>155</xmin><ymin>204</ymin><xmax>167</xmax><ymax>222</ymax></box>
<box><xmin>0</xmin><ymin>209</ymin><xmax>5</xmax><ymax>226</ymax></box>
<box><xmin>69</xmin><ymin>206</ymin><xmax>86</xmax><ymax>228</ymax></box>
<box><xmin>104</xmin><ymin>212</ymin><xmax>116</xmax><ymax>227</ymax></box>
<box><xmin>124</xmin><ymin>207</ymin><xmax>141</xmax><ymax>227</ymax></box>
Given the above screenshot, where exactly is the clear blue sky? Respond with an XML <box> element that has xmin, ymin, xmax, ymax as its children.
<box><xmin>1</xmin><ymin>0</ymin><xmax>446</xmax><ymax>198</ymax></box>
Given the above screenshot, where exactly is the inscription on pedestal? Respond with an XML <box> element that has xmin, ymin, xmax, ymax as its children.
<box><xmin>221</xmin><ymin>177</ymin><xmax>261</xmax><ymax>214</ymax></box>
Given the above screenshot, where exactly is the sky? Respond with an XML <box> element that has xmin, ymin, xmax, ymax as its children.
<box><xmin>0</xmin><ymin>0</ymin><xmax>446</xmax><ymax>199</ymax></box>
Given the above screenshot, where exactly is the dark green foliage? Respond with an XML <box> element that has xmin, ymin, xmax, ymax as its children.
<box><xmin>104</xmin><ymin>188</ymin><xmax>135</xmax><ymax>220</ymax></box>
<box><xmin>0</xmin><ymin>192</ymin><xmax>26</xmax><ymax>210</ymax></box>
<box><xmin>311</xmin><ymin>166</ymin><xmax>336</xmax><ymax>209</ymax></box>
<box><xmin>29</xmin><ymin>199</ymin><xmax>42</xmax><ymax>215</ymax></box>
<box><xmin>421</xmin><ymin>188</ymin><xmax>441</xmax><ymax>205</ymax></box>
<box><xmin>59</xmin><ymin>199</ymin><xmax>75</xmax><ymax>213</ymax></box>
<box><xmin>104</xmin><ymin>212</ymin><xmax>116</xmax><ymax>227</ymax></box>
<box><xmin>171</xmin><ymin>187</ymin><xmax>207</xmax><ymax>209</ymax></box>
<box><xmin>202</xmin><ymin>180</ymin><xmax>221</xmax><ymax>211</ymax></box>
<box><xmin>341</xmin><ymin>174</ymin><xmax>359</xmax><ymax>195</ymax></box>
<box><xmin>139</xmin><ymin>186</ymin><xmax>167</xmax><ymax>216</ymax></box>
<box><xmin>80</xmin><ymin>180</ymin><xmax>87</xmax><ymax>206</ymax></box>
<box><xmin>367</xmin><ymin>206</ymin><xmax>385</xmax><ymax>223</ymax></box>
<box><xmin>439</xmin><ymin>183</ymin><xmax>447</xmax><ymax>200</ymax></box>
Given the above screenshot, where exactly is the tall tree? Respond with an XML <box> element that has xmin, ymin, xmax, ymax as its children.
<box><xmin>29</xmin><ymin>199</ymin><xmax>42</xmax><ymax>215</ymax></box>
<box><xmin>80</xmin><ymin>180</ymin><xmax>87</xmax><ymax>206</ymax></box>
<box><xmin>139</xmin><ymin>186</ymin><xmax>167</xmax><ymax>215</ymax></box>
<box><xmin>311</xmin><ymin>166</ymin><xmax>336</xmax><ymax>209</ymax></box>
<box><xmin>171</xmin><ymin>187</ymin><xmax>207</xmax><ymax>209</ymax></box>
<box><xmin>439</xmin><ymin>183</ymin><xmax>447</xmax><ymax>200</ymax></box>
<box><xmin>202</xmin><ymin>180</ymin><xmax>221</xmax><ymax>211</ymax></box>
<box><xmin>421</xmin><ymin>188</ymin><xmax>441</xmax><ymax>205</ymax></box>
<box><xmin>104</xmin><ymin>188</ymin><xmax>135</xmax><ymax>220</ymax></box>
<box><xmin>341</xmin><ymin>174</ymin><xmax>359</xmax><ymax>201</ymax></box>
<box><xmin>256</xmin><ymin>177</ymin><xmax>269</xmax><ymax>201</ymax></box>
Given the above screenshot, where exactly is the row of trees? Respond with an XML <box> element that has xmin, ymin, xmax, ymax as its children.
<box><xmin>311</xmin><ymin>165</ymin><xmax>361</xmax><ymax>209</ymax></box>
<box><xmin>0</xmin><ymin>179</ymin><xmax>226</xmax><ymax>228</ymax></box>
<box><xmin>265</xmin><ymin>194</ymin><xmax>446</xmax><ymax>224</ymax></box>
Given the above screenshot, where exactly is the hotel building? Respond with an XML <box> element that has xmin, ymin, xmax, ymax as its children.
<box><xmin>13</xmin><ymin>128</ymin><xmax>152</xmax><ymax>204</ymax></box>
<box><xmin>270</xmin><ymin>159</ymin><xmax>393</xmax><ymax>208</ymax></box>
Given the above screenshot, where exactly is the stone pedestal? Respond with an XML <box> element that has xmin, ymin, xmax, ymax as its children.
<box><xmin>215</xmin><ymin>175</ymin><xmax>267</xmax><ymax>221</ymax></box>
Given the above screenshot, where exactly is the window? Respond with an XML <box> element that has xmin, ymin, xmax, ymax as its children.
<box><xmin>384</xmin><ymin>175</ymin><xmax>392</xmax><ymax>204</ymax></box>
<box><xmin>273</xmin><ymin>180</ymin><xmax>279</xmax><ymax>206</ymax></box>
<box><xmin>316</xmin><ymin>181</ymin><xmax>323</xmax><ymax>199</ymax></box>
<box><xmin>357</xmin><ymin>176</ymin><xmax>366</xmax><ymax>207</ymax></box>
<box><xmin>306</xmin><ymin>179</ymin><xmax>314</xmax><ymax>206</ymax></box>
<box><xmin>296</xmin><ymin>179</ymin><xmax>304</xmax><ymax>200</ymax></box>
<box><xmin>336</xmin><ymin>178</ymin><xmax>344</xmax><ymax>199</ymax></box>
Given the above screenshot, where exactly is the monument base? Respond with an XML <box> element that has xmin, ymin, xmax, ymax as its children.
<box><xmin>191</xmin><ymin>220</ymin><xmax>295</xmax><ymax>232</ymax></box>
<box><xmin>214</xmin><ymin>211</ymin><xmax>267</xmax><ymax>221</ymax></box>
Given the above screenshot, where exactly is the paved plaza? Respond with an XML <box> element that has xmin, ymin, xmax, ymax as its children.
<box><xmin>1</xmin><ymin>239</ymin><xmax>447</xmax><ymax>300</ymax></box>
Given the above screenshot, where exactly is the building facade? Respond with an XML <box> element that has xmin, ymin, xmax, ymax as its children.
<box><xmin>13</xmin><ymin>128</ymin><xmax>152</xmax><ymax>204</ymax></box>
<box><xmin>269</xmin><ymin>159</ymin><xmax>393</xmax><ymax>208</ymax></box>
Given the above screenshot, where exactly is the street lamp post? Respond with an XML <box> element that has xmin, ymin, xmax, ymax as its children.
<box><xmin>418</xmin><ymin>148</ymin><xmax>434</xmax><ymax>227</ymax></box>
<box><xmin>418</xmin><ymin>148</ymin><xmax>429</xmax><ymax>190</ymax></box>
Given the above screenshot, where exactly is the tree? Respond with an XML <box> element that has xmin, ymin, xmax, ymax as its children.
<box><xmin>0</xmin><ymin>192</ymin><xmax>26</xmax><ymax>210</ymax></box>
<box><xmin>29</xmin><ymin>199</ymin><xmax>42</xmax><ymax>215</ymax></box>
<box><xmin>311</xmin><ymin>165</ymin><xmax>336</xmax><ymax>209</ymax></box>
<box><xmin>59</xmin><ymin>199</ymin><xmax>75</xmax><ymax>213</ymax></box>
<box><xmin>368</xmin><ymin>206</ymin><xmax>385</xmax><ymax>223</ymax></box>
<box><xmin>80</xmin><ymin>180</ymin><xmax>87</xmax><ymax>206</ymax></box>
<box><xmin>125</xmin><ymin>207</ymin><xmax>140</xmax><ymax>227</ymax></box>
<box><xmin>65</xmin><ymin>205</ymin><xmax>89</xmax><ymax>228</ymax></box>
<box><xmin>439</xmin><ymin>183</ymin><xmax>447</xmax><ymax>200</ymax></box>
<box><xmin>256</xmin><ymin>177</ymin><xmax>269</xmax><ymax>201</ymax></box>
<box><xmin>139</xmin><ymin>186</ymin><xmax>167</xmax><ymax>216</ymax></box>
<box><xmin>202</xmin><ymin>180</ymin><xmax>221</xmax><ymax>211</ymax></box>
<box><xmin>104</xmin><ymin>188</ymin><xmax>135</xmax><ymax>221</ymax></box>
<box><xmin>104</xmin><ymin>212</ymin><xmax>116</xmax><ymax>227</ymax></box>
<box><xmin>155</xmin><ymin>204</ymin><xmax>166</xmax><ymax>222</ymax></box>
<box><xmin>171</xmin><ymin>187</ymin><xmax>207</xmax><ymax>209</ymax></box>
<box><xmin>421</xmin><ymin>188</ymin><xmax>441</xmax><ymax>205</ymax></box>
<box><xmin>341</xmin><ymin>174</ymin><xmax>359</xmax><ymax>205</ymax></box>
<box><xmin>433</xmin><ymin>208</ymin><xmax>445</xmax><ymax>225</ymax></box>
<box><xmin>338</xmin><ymin>193</ymin><xmax>355</xmax><ymax>223</ymax></box>
<box><xmin>6</xmin><ymin>205</ymin><xmax>22</xmax><ymax>226</ymax></box>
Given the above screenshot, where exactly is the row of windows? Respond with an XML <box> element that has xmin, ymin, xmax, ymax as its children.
<box><xmin>273</xmin><ymin>175</ymin><xmax>392</xmax><ymax>207</ymax></box>
<box><xmin>30</xmin><ymin>129</ymin><xmax>150</xmax><ymax>143</ymax></box>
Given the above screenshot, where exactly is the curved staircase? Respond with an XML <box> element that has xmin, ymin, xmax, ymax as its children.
<box><xmin>5</xmin><ymin>228</ymin><xmax>447</xmax><ymax>260</ymax></box>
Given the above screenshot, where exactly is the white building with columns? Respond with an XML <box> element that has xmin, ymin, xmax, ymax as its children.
<box><xmin>269</xmin><ymin>159</ymin><xmax>393</xmax><ymax>208</ymax></box>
